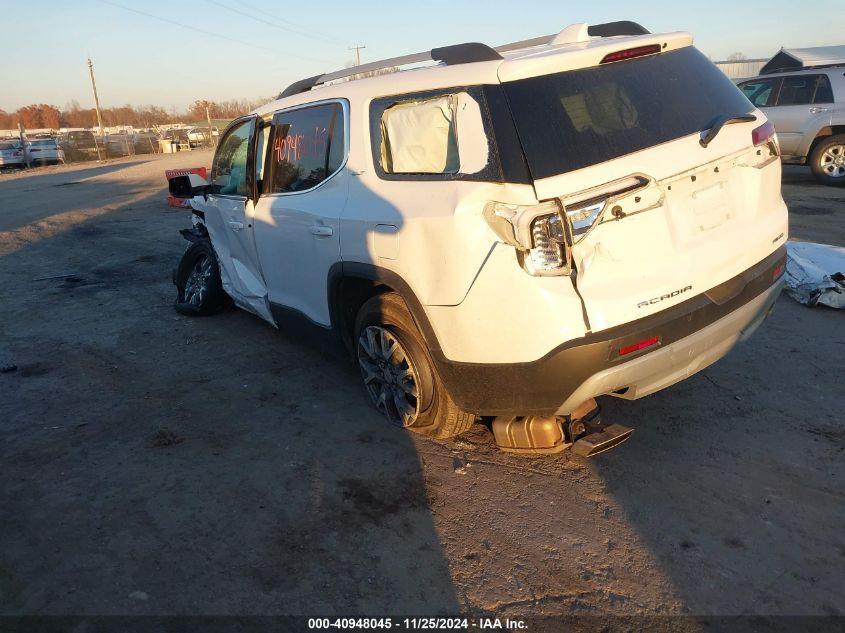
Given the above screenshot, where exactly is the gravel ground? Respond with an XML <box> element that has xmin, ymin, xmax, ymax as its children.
<box><xmin>0</xmin><ymin>155</ymin><xmax>843</xmax><ymax>620</ymax></box>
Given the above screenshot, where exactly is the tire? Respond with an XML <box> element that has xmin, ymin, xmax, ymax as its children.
<box><xmin>173</xmin><ymin>240</ymin><xmax>227</xmax><ymax>316</ymax></box>
<box><xmin>353</xmin><ymin>292</ymin><xmax>475</xmax><ymax>439</ymax></box>
<box><xmin>810</xmin><ymin>134</ymin><xmax>845</xmax><ymax>186</ymax></box>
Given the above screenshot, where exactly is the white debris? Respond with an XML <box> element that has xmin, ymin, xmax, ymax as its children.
<box><xmin>784</xmin><ymin>241</ymin><xmax>845</xmax><ymax>308</ymax></box>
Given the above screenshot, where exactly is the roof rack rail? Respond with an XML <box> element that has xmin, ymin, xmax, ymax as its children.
<box><xmin>277</xmin><ymin>21</ymin><xmax>651</xmax><ymax>99</ymax></box>
<box><xmin>277</xmin><ymin>74</ymin><xmax>322</xmax><ymax>99</ymax></box>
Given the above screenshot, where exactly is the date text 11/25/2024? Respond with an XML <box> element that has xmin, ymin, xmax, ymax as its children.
<box><xmin>307</xmin><ymin>617</ymin><xmax>528</xmax><ymax>630</ymax></box>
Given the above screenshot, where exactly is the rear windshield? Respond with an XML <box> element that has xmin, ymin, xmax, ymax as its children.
<box><xmin>502</xmin><ymin>47</ymin><xmax>754</xmax><ymax>179</ymax></box>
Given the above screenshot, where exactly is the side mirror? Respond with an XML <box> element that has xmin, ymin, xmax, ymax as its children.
<box><xmin>167</xmin><ymin>173</ymin><xmax>208</xmax><ymax>199</ymax></box>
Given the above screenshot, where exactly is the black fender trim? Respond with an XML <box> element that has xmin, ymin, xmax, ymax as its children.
<box><xmin>328</xmin><ymin>262</ymin><xmax>444</xmax><ymax>357</ymax></box>
<box><xmin>179</xmin><ymin>226</ymin><xmax>208</xmax><ymax>242</ymax></box>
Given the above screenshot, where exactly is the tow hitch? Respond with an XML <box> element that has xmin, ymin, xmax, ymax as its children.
<box><xmin>491</xmin><ymin>399</ymin><xmax>633</xmax><ymax>457</ymax></box>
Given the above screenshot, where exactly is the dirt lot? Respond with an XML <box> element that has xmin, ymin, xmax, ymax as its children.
<box><xmin>0</xmin><ymin>155</ymin><xmax>843</xmax><ymax>620</ymax></box>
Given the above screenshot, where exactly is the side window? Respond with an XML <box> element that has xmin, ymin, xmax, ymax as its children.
<box><xmin>267</xmin><ymin>103</ymin><xmax>345</xmax><ymax>194</ymax></box>
<box><xmin>814</xmin><ymin>75</ymin><xmax>834</xmax><ymax>104</ymax></box>
<box><xmin>775</xmin><ymin>75</ymin><xmax>816</xmax><ymax>106</ymax></box>
<box><xmin>377</xmin><ymin>91</ymin><xmax>489</xmax><ymax>176</ymax></box>
<box><xmin>739</xmin><ymin>79</ymin><xmax>779</xmax><ymax>108</ymax></box>
<box><xmin>211</xmin><ymin>119</ymin><xmax>253</xmax><ymax>196</ymax></box>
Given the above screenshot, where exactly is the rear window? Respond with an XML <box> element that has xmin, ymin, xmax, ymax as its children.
<box><xmin>502</xmin><ymin>47</ymin><xmax>754</xmax><ymax>179</ymax></box>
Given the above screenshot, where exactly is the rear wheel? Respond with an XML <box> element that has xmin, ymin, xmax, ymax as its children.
<box><xmin>354</xmin><ymin>292</ymin><xmax>475</xmax><ymax>439</ymax></box>
<box><xmin>810</xmin><ymin>134</ymin><xmax>845</xmax><ymax>186</ymax></box>
<box><xmin>174</xmin><ymin>240</ymin><xmax>227</xmax><ymax>316</ymax></box>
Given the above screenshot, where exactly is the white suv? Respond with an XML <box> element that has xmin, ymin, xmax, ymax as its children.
<box><xmin>170</xmin><ymin>21</ymin><xmax>788</xmax><ymax>448</ymax></box>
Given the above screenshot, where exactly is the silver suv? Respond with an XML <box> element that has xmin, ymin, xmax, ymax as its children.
<box><xmin>738</xmin><ymin>67</ymin><xmax>845</xmax><ymax>185</ymax></box>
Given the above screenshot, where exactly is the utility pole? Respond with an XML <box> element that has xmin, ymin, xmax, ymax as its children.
<box><xmin>349</xmin><ymin>44</ymin><xmax>366</xmax><ymax>67</ymax></box>
<box><xmin>204</xmin><ymin>102</ymin><xmax>214</xmax><ymax>147</ymax></box>
<box><xmin>87</xmin><ymin>57</ymin><xmax>104</xmax><ymax>138</ymax></box>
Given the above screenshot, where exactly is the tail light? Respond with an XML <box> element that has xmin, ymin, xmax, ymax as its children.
<box><xmin>483</xmin><ymin>200</ymin><xmax>569</xmax><ymax>276</ymax></box>
<box><xmin>600</xmin><ymin>44</ymin><xmax>661</xmax><ymax>64</ymax></box>
<box><xmin>564</xmin><ymin>198</ymin><xmax>606</xmax><ymax>239</ymax></box>
<box><xmin>752</xmin><ymin>120</ymin><xmax>779</xmax><ymax>155</ymax></box>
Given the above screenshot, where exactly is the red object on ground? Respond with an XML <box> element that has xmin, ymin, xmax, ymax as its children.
<box><xmin>165</xmin><ymin>167</ymin><xmax>208</xmax><ymax>208</ymax></box>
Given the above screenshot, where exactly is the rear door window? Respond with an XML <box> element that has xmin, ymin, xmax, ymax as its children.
<box><xmin>503</xmin><ymin>47</ymin><xmax>755</xmax><ymax>179</ymax></box>
<box><xmin>775</xmin><ymin>75</ymin><xmax>817</xmax><ymax>106</ymax></box>
<box><xmin>266</xmin><ymin>102</ymin><xmax>345</xmax><ymax>194</ymax></box>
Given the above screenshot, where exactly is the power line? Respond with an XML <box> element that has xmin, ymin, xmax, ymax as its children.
<box><xmin>95</xmin><ymin>0</ymin><xmax>335</xmax><ymax>65</ymax></box>
<box><xmin>205</xmin><ymin>0</ymin><xmax>347</xmax><ymax>46</ymax></box>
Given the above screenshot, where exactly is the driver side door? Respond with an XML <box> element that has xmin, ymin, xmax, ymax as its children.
<box><xmin>204</xmin><ymin>116</ymin><xmax>273</xmax><ymax>323</ymax></box>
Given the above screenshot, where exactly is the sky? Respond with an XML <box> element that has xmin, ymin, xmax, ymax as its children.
<box><xmin>1</xmin><ymin>0</ymin><xmax>842</xmax><ymax>112</ymax></box>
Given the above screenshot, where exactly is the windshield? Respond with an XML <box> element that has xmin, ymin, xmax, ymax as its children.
<box><xmin>0</xmin><ymin>141</ymin><xmax>19</xmax><ymax>149</ymax></box>
<box><xmin>501</xmin><ymin>47</ymin><xmax>754</xmax><ymax>179</ymax></box>
<box><xmin>30</xmin><ymin>139</ymin><xmax>56</xmax><ymax>147</ymax></box>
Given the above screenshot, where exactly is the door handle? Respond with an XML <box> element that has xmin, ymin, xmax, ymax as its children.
<box><xmin>310</xmin><ymin>225</ymin><xmax>333</xmax><ymax>237</ymax></box>
<box><xmin>809</xmin><ymin>107</ymin><xmax>828</xmax><ymax>114</ymax></box>
<box><xmin>228</xmin><ymin>221</ymin><xmax>244</xmax><ymax>231</ymax></box>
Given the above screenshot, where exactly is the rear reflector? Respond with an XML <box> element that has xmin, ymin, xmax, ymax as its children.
<box><xmin>601</xmin><ymin>44</ymin><xmax>661</xmax><ymax>64</ymax></box>
<box><xmin>772</xmin><ymin>261</ymin><xmax>785</xmax><ymax>280</ymax></box>
<box><xmin>752</xmin><ymin>120</ymin><xmax>776</xmax><ymax>146</ymax></box>
<box><xmin>619</xmin><ymin>336</ymin><xmax>660</xmax><ymax>356</ymax></box>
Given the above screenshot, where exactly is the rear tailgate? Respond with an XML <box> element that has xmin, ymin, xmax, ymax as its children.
<box><xmin>556</xmin><ymin>130</ymin><xmax>785</xmax><ymax>331</ymax></box>
<box><xmin>501</xmin><ymin>44</ymin><xmax>788</xmax><ymax>332</ymax></box>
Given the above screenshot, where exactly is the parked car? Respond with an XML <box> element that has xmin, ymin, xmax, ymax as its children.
<box><xmin>25</xmin><ymin>137</ymin><xmax>66</xmax><ymax>165</ymax></box>
<box><xmin>104</xmin><ymin>132</ymin><xmax>136</xmax><ymax>157</ymax></box>
<box><xmin>738</xmin><ymin>66</ymin><xmax>845</xmax><ymax>186</ymax></box>
<box><xmin>169</xmin><ymin>21</ymin><xmax>787</xmax><ymax>454</ymax></box>
<box><xmin>62</xmin><ymin>130</ymin><xmax>99</xmax><ymax>161</ymax></box>
<box><xmin>0</xmin><ymin>139</ymin><xmax>25</xmax><ymax>169</ymax></box>
<box><xmin>187</xmin><ymin>127</ymin><xmax>218</xmax><ymax>147</ymax></box>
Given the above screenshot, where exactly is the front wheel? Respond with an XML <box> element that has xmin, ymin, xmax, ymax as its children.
<box><xmin>173</xmin><ymin>240</ymin><xmax>227</xmax><ymax>316</ymax></box>
<box><xmin>354</xmin><ymin>292</ymin><xmax>475</xmax><ymax>439</ymax></box>
<box><xmin>810</xmin><ymin>134</ymin><xmax>845</xmax><ymax>186</ymax></box>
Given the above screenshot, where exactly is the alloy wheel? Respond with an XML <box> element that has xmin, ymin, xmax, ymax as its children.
<box><xmin>820</xmin><ymin>144</ymin><xmax>845</xmax><ymax>179</ymax></box>
<box><xmin>183</xmin><ymin>254</ymin><xmax>213</xmax><ymax>306</ymax></box>
<box><xmin>356</xmin><ymin>325</ymin><xmax>421</xmax><ymax>427</ymax></box>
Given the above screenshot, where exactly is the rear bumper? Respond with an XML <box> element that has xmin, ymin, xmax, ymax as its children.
<box><xmin>433</xmin><ymin>246</ymin><xmax>786</xmax><ymax>416</ymax></box>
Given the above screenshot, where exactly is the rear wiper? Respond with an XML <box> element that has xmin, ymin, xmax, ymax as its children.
<box><xmin>699</xmin><ymin>114</ymin><xmax>757</xmax><ymax>148</ymax></box>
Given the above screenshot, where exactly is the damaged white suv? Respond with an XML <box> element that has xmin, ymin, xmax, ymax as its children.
<box><xmin>170</xmin><ymin>21</ymin><xmax>788</xmax><ymax>453</ymax></box>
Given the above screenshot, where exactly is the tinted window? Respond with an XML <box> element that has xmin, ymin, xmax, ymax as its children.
<box><xmin>268</xmin><ymin>103</ymin><xmax>344</xmax><ymax>194</ymax></box>
<box><xmin>776</xmin><ymin>75</ymin><xmax>816</xmax><ymax>106</ymax></box>
<box><xmin>503</xmin><ymin>47</ymin><xmax>755</xmax><ymax>179</ymax></box>
<box><xmin>739</xmin><ymin>79</ymin><xmax>779</xmax><ymax>107</ymax></box>
<box><xmin>212</xmin><ymin>119</ymin><xmax>253</xmax><ymax>197</ymax></box>
<box><xmin>814</xmin><ymin>75</ymin><xmax>834</xmax><ymax>104</ymax></box>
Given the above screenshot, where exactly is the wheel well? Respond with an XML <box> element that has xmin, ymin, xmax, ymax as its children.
<box><xmin>809</xmin><ymin>126</ymin><xmax>845</xmax><ymax>160</ymax></box>
<box><xmin>333</xmin><ymin>276</ymin><xmax>393</xmax><ymax>352</ymax></box>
